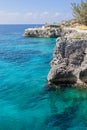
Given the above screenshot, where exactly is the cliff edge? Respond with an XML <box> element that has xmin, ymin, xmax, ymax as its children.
<box><xmin>47</xmin><ymin>30</ymin><xmax>87</xmax><ymax>87</ymax></box>
<box><xmin>24</xmin><ymin>27</ymin><xmax>61</xmax><ymax>38</ymax></box>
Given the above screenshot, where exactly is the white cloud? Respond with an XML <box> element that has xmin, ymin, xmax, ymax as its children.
<box><xmin>54</xmin><ymin>12</ymin><xmax>62</xmax><ymax>17</ymax></box>
<box><xmin>0</xmin><ymin>10</ymin><xmax>20</xmax><ymax>17</ymax></box>
<box><xmin>25</xmin><ymin>12</ymin><xmax>33</xmax><ymax>17</ymax></box>
<box><xmin>0</xmin><ymin>10</ymin><xmax>73</xmax><ymax>24</ymax></box>
<box><xmin>42</xmin><ymin>11</ymin><xmax>48</xmax><ymax>15</ymax></box>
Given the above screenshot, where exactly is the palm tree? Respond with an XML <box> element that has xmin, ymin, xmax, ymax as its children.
<box><xmin>71</xmin><ymin>0</ymin><xmax>87</xmax><ymax>26</ymax></box>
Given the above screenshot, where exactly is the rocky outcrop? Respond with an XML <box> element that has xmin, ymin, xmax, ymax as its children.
<box><xmin>47</xmin><ymin>36</ymin><xmax>87</xmax><ymax>87</ymax></box>
<box><xmin>24</xmin><ymin>28</ymin><xmax>62</xmax><ymax>38</ymax></box>
<box><xmin>24</xmin><ymin>25</ymin><xmax>87</xmax><ymax>87</ymax></box>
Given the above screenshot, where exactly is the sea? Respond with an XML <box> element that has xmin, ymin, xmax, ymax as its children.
<box><xmin>0</xmin><ymin>24</ymin><xmax>87</xmax><ymax>130</ymax></box>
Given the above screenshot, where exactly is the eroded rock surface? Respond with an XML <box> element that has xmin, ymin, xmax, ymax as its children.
<box><xmin>24</xmin><ymin>28</ymin><xmax>61</xmax><ymax>38</ymax></box>
<box><xmin>48</xmin><ymin>37</ymin><xmax>87</xmax><ymax>87</ymax></box>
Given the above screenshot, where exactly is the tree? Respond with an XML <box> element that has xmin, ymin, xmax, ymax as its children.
<box><xmin>71</xmin><ymin>0</ymin><xmax>87</xmax><ymax>26</ymax></box>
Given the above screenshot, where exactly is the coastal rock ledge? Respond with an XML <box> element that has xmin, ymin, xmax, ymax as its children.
<box><xmin>47</xmin><ymin>37</ymin><xmax>87</xmax><ymax>87</ymax></box>
<box><xmin>24</xmin><ymin>28</ymin><xmax>61</xmax><ymax>38</ymax></box>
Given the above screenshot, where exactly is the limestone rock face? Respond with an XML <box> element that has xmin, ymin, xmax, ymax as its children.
<box><xmin>48</xmin><ymin>37</ymin><xmax>87</xmax><ymax>87</ymax></box>
<box><xmin>24</xmin><ymin>28</ymin><xmax>61</xmax><ymax>38</ymax></box>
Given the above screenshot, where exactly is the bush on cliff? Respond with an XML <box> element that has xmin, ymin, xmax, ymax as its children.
<box><xmin>71</xmin><ymin>0</ymin><xmax>87</xmax><ymax>26</ymax></box>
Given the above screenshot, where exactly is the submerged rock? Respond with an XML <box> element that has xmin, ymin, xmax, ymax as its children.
<box><xmin>48</xmin><ymin>37</ymin><xmax>87</xmax><ymax>87</ymax></box>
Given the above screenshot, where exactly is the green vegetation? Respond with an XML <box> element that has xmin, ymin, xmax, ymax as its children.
<box><xmin>74</xmin><ymin>35</ymin><xmax>82</xmax><ymax>39</ymax></box>
<box><xmin>71</xmin><ymin>0</ymin><xmax>87</xmax><ymax>26</ymax></box>
<box><xmin>73</xmin><ymin>34</ymin><xmax>85</xmax><ymax>39</ymax></box>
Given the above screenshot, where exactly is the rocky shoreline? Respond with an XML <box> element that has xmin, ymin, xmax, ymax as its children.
<box><xmin>24</xmin><ymin>27</ymin><xmax>62</xmax><ymax>38</ymax></box>
<box><xmin>24</xmin><ymin>25</ymin><xmax>87</xmax><ymax>87</ymax></box>
<box><xmin>47</xmin><ymin>30</ymin><xmax>87</xmax><ymax>88</ymax></box>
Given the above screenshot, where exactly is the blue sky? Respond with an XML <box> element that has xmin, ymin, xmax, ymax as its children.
<box><xmin>0</xmin><ymin>0</ymin><xmax>81</xmax><ymax>24</ymax></box>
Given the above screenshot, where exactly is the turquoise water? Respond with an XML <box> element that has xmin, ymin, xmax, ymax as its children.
<box><xmin>0</xmin><ymin>25</ymin><xmax>87</xmax><ymax>130</ymax></box>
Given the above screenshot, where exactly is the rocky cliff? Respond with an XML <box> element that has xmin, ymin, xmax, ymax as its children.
<box><xmin>47</xmin><ymin>32</ymin><xmax>87</xmax><ymax>87</ymax></box>
<box><xmin>24</xmin><ymin>28</ymin><xmax>61</xmax><ymax>38</ymax></box>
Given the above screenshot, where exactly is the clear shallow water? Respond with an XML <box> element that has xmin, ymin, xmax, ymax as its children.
<box><xmin>0</xmin><ymin>25</ymin><xmax>87</xmax><ymax>130</ymax></box>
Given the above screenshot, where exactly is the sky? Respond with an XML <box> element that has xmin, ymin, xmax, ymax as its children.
<box><xmin>0</xmin><ymin>0</ymin><xmax>81</xmax><ymax>24</ymax></box>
